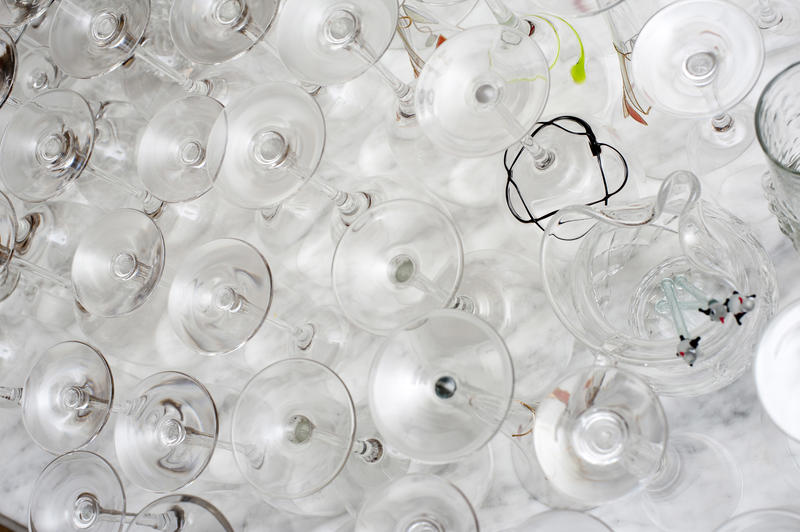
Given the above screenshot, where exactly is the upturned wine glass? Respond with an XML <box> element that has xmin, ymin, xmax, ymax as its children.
<box><xmin>369</xmin><ymin>309</ymin><xmax>514</xmax><ymax>464</ymax></box>
<box><xmin>541</xmin><ymin>170</ymin><xmax>776</xmax><ymax>396</ymax></box>
<box><xmin>168</xmin><ymin>238</ymin><xmax>347</xmax><ymax>364</ymax></box>
<box><xmin>0</xmin><ymin>341</ymin><xmax>113</xmax><ymax>454</ymax></box>
<box><xmin>28</xmin><ymin>450</ymin><xmax>233</xmax><ymax>531</ymax></box>
<box><xmin>232</xmin><ymin>358</ymin><xmax>408</xmax><ymax>516</ymax></box>
<box><xmin>510</xmin><ymin>365</ymin><xmax>741</xmax><ymax>531</ymax></box>
<box><xmin>631</xmin><ymin>0</ymin><xmax>765</xmax><ymax>175</ymax></box>
<box><xmin>333</xmin><ymin>199</ymin><xmax>572</xmax><ymax>400</ymax></box>
<box><xmin>354</xmin><ymin>474</ymin><xmax>479</xmax><ymax>532</ymax></box>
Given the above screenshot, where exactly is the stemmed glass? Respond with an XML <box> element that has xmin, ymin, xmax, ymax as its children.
<box><xmin>368</xmin><ymin>309</ymin><xmax>515</xmax><ymax>464</ymax></box>
<box><xmin>0</xmin><ymin>28</ymin><xmax>17</xmax><ymax>108</ymax></box>
<box><xmin>540</xmin><ymin>170</ymin><xmax>776</xmax><ymax>396</ymax></box>
<box><xmin>168</xmin><ymin>238</ymin><xmax>348</xmax><ymax>364</ymax></box>
<box><xmin>0</xmin><ymin>341</ymin><xmax>113</xmax><ymax>454</ymax></box>
<box><xmin>749</xmin><ymin>0</ymin><xmax>800</xmax><ymax>48</ymax></box>
<box><xmin>232</xmin><ymin>358</ymin><xmax>409</xmax><ymax>516</ymax></box>
<box><xmin>28</xmin><ymin>450</ymin><xmax>233</xmax><ymax>531</ymax></box>
<box><xmin>510</xmin><ymin>365</ymin><xmax>742</xmax><ymax>531</ymax></box>
<box><xmin>47</xmin><ymin>0</ymin><xmax>213</xmax><ymax>94</ymax></box>
<box><xmin>354</xmin><ymin>474</ymin><xmax>479</xmax><ymax>532</ymax></box>
<box><xmin>631</xmin><ymin>0</ymin><xmax>765</xmax><ymax>175</ymax></box>
<box><xmin>333</xmin><ymin>198</ymin><xmax>572</xmax><ymax>398</ymax></box>
<box><xmin>0</xmin><ymin>190</ymin><xmax>165</xmax><ymax>319</ymax></box>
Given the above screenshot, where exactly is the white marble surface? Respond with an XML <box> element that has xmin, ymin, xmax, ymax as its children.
<box><xmin>1</xmin><ymin>1</ymin><xmax>800</xmax><ymax>531</ymax></box>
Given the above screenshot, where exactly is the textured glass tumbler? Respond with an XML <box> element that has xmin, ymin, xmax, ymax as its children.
<box><xmin>756</xmin><ymin>61</ymin><xmax>800</xmax><ymax>249</ymax></box>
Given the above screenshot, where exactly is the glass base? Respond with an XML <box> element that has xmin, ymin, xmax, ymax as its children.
<box><xmin>687</xmin><ymin>108</ymin><xmax>755</xmax><ymax>176</ymax></box>
<box><xmin>460</xmin><ymin>250</ymin><xmax>573</xmax><ymax>401</ymax></box>
<box><xmin>753</xmin><ymin>0</ymin><xmax>800</xmax><ymax>50</ymax></box>
<box><xmin>294</xmin><ymin>305</ymin><xmax>352</xmax><ymax>368</ymax></box>
<box><xmin>641</xmin><ymin>433</ymin><xmax>741</xmax><ymax>531</ymax></box>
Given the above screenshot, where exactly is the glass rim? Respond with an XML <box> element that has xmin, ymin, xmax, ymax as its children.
<box><xmin>755</xmin><ymin>60</ymin><xmax>800</xmax><ymax>177</ymax></box>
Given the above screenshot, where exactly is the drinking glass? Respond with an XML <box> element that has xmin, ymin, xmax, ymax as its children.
<box><xmin>755</xmin><ymin>61</ymin><xmax>800</xmax><ymax>251</ymax></box>
<box><xmin>415</xmin><ymin>24</ymin><xmax>550</xmax><ymax>158</ymax></box>
<box><xmin>168</xmin><ymin>238</ymin><xmax>347</xmax><ymax>363</ymax></box>
<box><xmin>754</xmin><ymin>299</ymin><xmax>800</xmax><ymax>442</ymax></box>
<box><xmin>749</xmin><ymin>0</ymin><xmax>800</xmax><ymax>44</ymax></box>
<box><xmin>502</xmin><ymin>511</ymin><xmax>612</xmax><ymax>532</ymax></box>
<box><xmin>369</xmin><ymin>309</ymin><xmax>514</xmax><ymax>463</ymax></box>
<box><xmin>0</xmin><ymin>341</ymin><xmax>113</xmax><ymax>454</ymax></box>
<box><xmin>716</xmin><ymin>509</ymin><xmax>800</xmax><ymax>531</ymax></box>
<box><xmin>28</xmin><ymin>450</ymin><xmax>233</xmax><ymax>531</ymax></box>
<box><xmin>11</xmin><ymin>43</ymin><xmax>61</xmax><ymax>101</ymax></box>
<box><xmin>354</xmin><ymin>474</ymin><xmax>479</xmax><ymax>532</ymax></box>
<box><xmin>48</xmin><ymin>0</ymin><xmax>212</xmax><ymax>94</ymax></box>
<box><xmin>334</xmin><ymin>199</ymin><xmax>572</xmax><ymax>399</ymax></box>
<box><xmin>511</xmin><ymin>365</ymin><xmax>741</xmax><ymax>530</ymax></box>
<box><xmin>0</xmin><ymin>0</ymin><xmax>53</xmax><ymax>28</ymax></box>
<box><xmin>631</xmin><ymin>0</ymin><xmax>765</xmax><ymax>175</ymax></box>
<box><xmin>541</xmin><ymin>170</ymin><xmax>777</xmax><ymax>396</ymax></box>
<box><xmin>232</xmin><ymin>358</ymin><xmax>408</xmax><ymax>516</ymax></box>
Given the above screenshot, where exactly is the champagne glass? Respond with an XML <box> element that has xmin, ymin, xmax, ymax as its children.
<box><xmin>511</xmin><ymin>365</ymin><xmax>741</xmax><ymax>531</ymax></box>
<box><xmin>754</xmin><ymin>299</ymin><xmax>800</xmax><ymax>442</ymax></box>
<box><xmin>415</xmin><ymin>24</ymin><xmax>550</xmax><ymax>158</ymax></box>
<box><xmin>168</xmin><ymin>0</ymin><xmax>279</xmax><ymax>65</ymax></box>
<box><xmin>716</xmin><ymin>509</ymin><xmax>800</xmax><ymax>531</ymax></box>
<box><xmin>540</xmin><ymin>170</ymin><xmax>777</xmax><ymax>396</ymax></box>
<box><xmin>369</xmin><ymin>309</ymin><xmax>514</xmax><ymax>464</ymax></box>
<box><xmin>0</xmin><ymin>341</ymin><xmax>113</xmax><ymax>454</ymax></box>
<box><xmin>631</xmin><ymin>0</ymin><xmax>765</xmax><ymax>175</ymax></box>
<box><xmin>48</xmin><ymin>0</ymin><xmax>212</xmax><ymax>94</ymax></box>
<box><xmin>354</xmin><ymin>474</ymin><xmax>479</xmax><ymax>532</ymax></box>
<box><xmin>0</xmin><ymin>0</ymin><xmax>54</xmax><ymax>28</ymax></box>
<box><xmin>232</xmin><ymin>358</ymin><xmax>408</xmax><ymax>516</ymax></box>
<box><xmin>168</xmin><ymin>238</ymin><xmax>347</xmax><ymax>363</ymax></box>
<box><xmin>113</xmin><ymin>371</ymin><xmax>221</xmax><ymax>492</ymax></box>
<box><xmin>502</xmin><ymin>511</ymin><xmax>612</xmax><ymax>531</ymax></box>
<box><xmin>333</xmin><ymin>199</ymin><xmax>572</xmax><ymax>399</ymax></box>
<box><xmin>28</xmin><ymin>450</ymin><xmax>233</xmax><ymax>531</ymax></box>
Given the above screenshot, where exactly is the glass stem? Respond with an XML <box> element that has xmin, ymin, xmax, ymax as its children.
<box><xmin>646</xmin><ymin>443</ymin><xmax>682</xmax><ymax>494</ymax></box>
<box><xmin>352</xmin><ymin>437</ymin><xmax>384</xmax><ymax>463</ymax></box>
<box><xmin>672</xmin><ymin>274</ymin><xmax>711</xmax><ymax>305</ymax></box>
<box><xmin>9</xmin><ymin>254</ymin><xmax>71</xmax><ymax>290</ymax></box>
<box><xmin>3</xmin><ymin>95</ymin><xmax>21</xmax><ymax>109</ymax></box>
<box><xmin>0</xmin><ymin>386</ymin><xmax>23</xmax><ymax>406</ymax></box>
<box><xmin>135</xmin><ymin>48</ymin><xmax>211</xmax><ymax>96</ymax></box>
<box><xmin>757</xmin><ymin>0</ymin><xmax>783</xmax><ymax>29</ymax></box>
<box><xmin>495</xmin><ymin>102</ymin><xmax>555</xmax><ymax>170</ymax></box>
<box><xmin>349</xmin><ymin>37</ymin><xmax>416</xmax><ymax>117</ymax></box>
<box><xmin>661</xmin><ymin>278</ymin><xmax>691</xmax><ymax>339</ymax></box>
<box><xmin>308</xmin><ymin>179</ymin><xmax>371</xmax><ymax>226</ymax></box>
<box><xmin>483</xmin><ymin>0</ymin><xmax>532</xmax><ymax>35</ymax></box>
<box><xmin>81</xmin><ymin>163</ymin><xmax>165</xmax><ymax>215</ymax></box>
